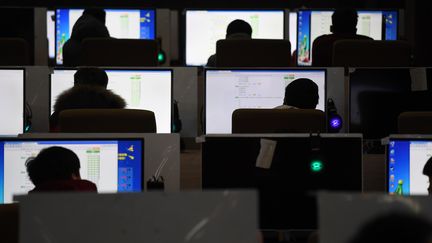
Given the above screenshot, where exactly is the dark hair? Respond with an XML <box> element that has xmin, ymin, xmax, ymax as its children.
<box><xmin>74</xmin><ymin>67</ymin><xmax>108</xmax><ymax>88</ymax></box>
<box><xmin>423</xmin><ymin>157</ymin><xmax>432</xmax><ymax>177</ymax></box>
<box><xmin>26</xmin><ymin>147</ymin><xmax>81</xmax><ymax>186</ymax></box>
<box><xmin>349</xmin><ymin>213</ymin><xmax>432</xmax><ymax>243</ymax></box>
<box><xmin>284</xmin><ymin>78</ymin><xmax>319</xmax><ymax>109</ymax></box>
<box><xmin>226</xmin><ymin>19</ymin><xmax>252</xmax><ymax>37</ymax></box>
<box><xmin>83</xmin><ymin>8</ymin><xmax>106</xmax><ymax>24</ymax></box>
<box><xmin>331</xmin><ymin>8</ymin><xmax>358</xmax><ymax>34</ymax></box>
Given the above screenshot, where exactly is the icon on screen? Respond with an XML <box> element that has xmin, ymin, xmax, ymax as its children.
<box><xmin>390</xmin><ymin>158</ymin><xmax>395</xmax><ymax>164</ymax></box>
<box><xmin>390</xmin><ymin>174</ymin><xmax>395</xmax><ymax>182</ymax></box>
<box><xmin>390</xmin><ymin>149</ymin><xmax>395</xmax><ymax>155</ymax></box>
<box><xmin>390</xmin><ymin>141</ymin><xmax>395</xmax><ymax>147</ymax></box>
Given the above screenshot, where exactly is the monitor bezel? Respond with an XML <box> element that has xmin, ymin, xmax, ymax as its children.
<box><xmin>184</xmin><ymin>8</ymin><xmax>287</xmax><ymax>66</ymax></box>
<box><xmin>296</xmin><ymin>9</ymin><xmax>399</xmax><ymax>66</ymax></box>
<box><xmin>0</xmin><ymin>67</ymin><xmax>26</xmax><ymax>135</ymax></box>
<box><xmin>49</xmin><ymin>67</ymin><xmax>174</xmax><ymax>133</ymax></box>
<box><xmin>203</xmin><ymin>67</ymin><xmax>328</xmax><ymax>134</ymax></box>
<box><xmin>0</xmin><ymin>136</ymin><xmax>145</xmax><ymax>199</ymax></box>
<box><xmin>54</xmin><ymin>8</ymin><xmax>157</xmax><ymax>66</ymax></box>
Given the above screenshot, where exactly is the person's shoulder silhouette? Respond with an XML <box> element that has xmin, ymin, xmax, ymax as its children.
<box><xmin>206</xmin><ymin>19</ymin><xmax>252</xmax><ymax>67</ymax></box>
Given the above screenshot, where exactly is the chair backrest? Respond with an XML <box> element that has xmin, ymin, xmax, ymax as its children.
<box><xmin>232</xmin><ymin>109</ymin><xmax>326</xmax><ymax>133</ymax></box>
<box><xmin>216</xmin><ymin>39</ymin><xmax>291</xmax><ymax>67</ymax></box>
<box><xmin>0</xmin><ymin>203</ymin><xmax>19</xmax><ymax>243</ymax></box>
<box><xmin>332</xmin><ymin>40</ymin><xmax>412</xmax><ymax>67</ymax></box>
<box><xmin>0</xmin><ymin>38</ymin><xmax>30</xmax><ymax>66</ymax></box>
<box><xmin>59</xmin><ymin>109</ymin><xmax>157</xmax><ymax>133</ymax></box>
<box><xmin>80</xmin><ymin>38</ymin><xmax>158</xmax><ymax>66</ymax></box>
<box><xmin>398</xmin><ymin>112</ymin><xmax>432</xmax><ymax>134</ymax></box>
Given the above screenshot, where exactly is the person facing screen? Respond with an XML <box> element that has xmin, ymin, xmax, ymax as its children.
<box><xmin>206</xmin><ymin>19</ymin><xmax>253</xmax><ymax>67</ymax></box>
<box><xmin>49</xmin><ymin>67</ymin><xmax>126</xmax><ymax>132</ymax></box>
<box><xmin>62</xmin><ymin>8</ymin><xmax>110</xmax><ymax>66</ymax></box>
<box><xmin>312</xmin><ymin>8</ymin><xmax>373</xmax><ymax>67</ymax></box>
<box><xmin>423</xmin><ymin>157</ymin><xmax>432</xmax><ymax>195</ymax></box>
<box><xmin>275</xmin><ymin>78</ymin><xmax>319</xmax><ymax>109</ymax></box>
<box><xmin>25</xmin><ymin>146</ymin><xmax>97</xmax><ymax>192</ymax></box>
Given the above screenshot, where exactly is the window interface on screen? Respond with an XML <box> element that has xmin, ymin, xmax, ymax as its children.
<box><xmin>47</xmin><ymin>10</ymin><xmax>56</xmax><ymax>59</ymax></box>
<box><xmin>186</xmin><ymin>10</ymin><xmax>284</xmax><ymax>66</ymax></box>
<box><xmin>0</xmin><ymin>139</ymin><xmax>143</xmax><ymax>203</ymax></box>
<box><xmin>56</xmin><ymin>9</ymin><xmax>155</xmax><ymax>64</ymax></box>
<box><xmin>388</xmin><ymin>140</ymin><xmax>432</xmax><ymax>195</ymax></box>
<box><xmin>50</xmin><ymin>69</ymin><xmax>172</xmax><ymax>133</ymax></box>
<box><xmin>297</xmin><ymin>10</ymin><xmax>398</xmax><ymax>66</ymax></box>
<box><xmin>205</xmin><ymin>70</ymin><xmax>326</xmax><ymax>134</ymax></box>
<box><xmin>0</xmin><ymin>70</ymin><xmax>24</xmax><ymax>135</ymax></box>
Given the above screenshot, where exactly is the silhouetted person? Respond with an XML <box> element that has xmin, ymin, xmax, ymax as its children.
<box><xmin>26</xmin><ymin>146</ymin><xmax>97</xmax><ymax>192</ymax></box>
<box><xmin>348</xmin><ymin>213</ymin><xmax>432</xmax><ymax>243</ymax></box>
<box><xmin>62</xmin><ymin>8</ymin><xmax>110</xmax><ymax>66</ymax></box>
<box><xmin>423</xmin><ymin>156</ymin><xmax>432</xmax><ymax>195</ymax></box>
<box><xmin>312</xmin><ymin>8</ymin><xmax>373</xmax><ymax>67</ymax></box>
<box><xmin>275</xmin><ymin>78</ymin><xmax>319</xmax><ymax>109</ymax></box>
<box><xmin>49</xmin><ymin>67</ymin><xmax>126</xmax><ymax>131</ymax></box>
<box><xmin>206</xmin><ymin>19</ymin><xmax>252</xmax><ymax>67</ymax></box>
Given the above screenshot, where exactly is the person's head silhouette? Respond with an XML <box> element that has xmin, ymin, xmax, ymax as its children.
<box><xmin>26</xmin><ymin>146</ymin><xmax>81</xmax><ymax>187</ymax></box>
<box><xmin>423</xmin><ymin>156</ymin><xmax>432</xmax><ymax>195</ymax></box>
<box><xmin>349</xmin><ymin>213</ymin><xmax>432</xmax><ymax>243</ymax></box>
<box><xmin>83</xmin><ymin>8</ymin><xmax>106</xmax><ymax>24</ymax></box>
<box><xmin>226</xmin><ymin>19</ymin><xmax>252</xmax><ymax>39</ymax></box>
<box><xmin>74</xmin><ymin>67</ymin><xmax>109</xmax><ymax>89</ymax></box>
<box><xmin>284</xmin><ymin>78</ymin><xmax>319</xmax><ymax>109</ymax></box>
<box><xmin>330</xmin><ymin>8</ymin><xmax>358</xmax><ymax>35</ymax></box>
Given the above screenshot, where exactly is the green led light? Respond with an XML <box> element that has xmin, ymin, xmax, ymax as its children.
<box><xmin>158</xmin><ymin>53</ymin><xmax>165</xmax><ymax>62</ymax></box>
<box><xmin>310</xmin><ymin>160</ymin><xmax>324</xmax><ymax>172</ymax></box>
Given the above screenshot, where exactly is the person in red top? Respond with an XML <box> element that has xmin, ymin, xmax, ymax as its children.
<box><xmin>25</xmin><ymin>146</ymin><xmax>97</xmax><ymax>193</ymax></box>
<box><xmin>312</xmin><ymin>8</ymin><xmax>373</xmax><ymax>67</ymax></box>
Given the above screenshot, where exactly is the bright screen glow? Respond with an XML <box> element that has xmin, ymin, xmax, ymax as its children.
<box><xmin>51</xmin><ymin>69</ymin><xmax>172</xmax><ymax>133</ymax></box>
<box><xmin>0</xmin><ymin>139</ymin><xmax>143</xmax><ymax>203</ymax></box>
<box><xmin>289</xmin><ymin>12</ymin><xmax>297</xmax><ymax>55</ymax></box>
<box><xmin>297</xmin><ymin>10</ymin><xmax>398</xmax><ymax>66</ymax></box>
<box><xmin>56</xmin><ymin>9</ymin><xmax>156</xmax><ymax>64</ymax></box>
<box><xmin>47</xmin><ymin>10</ymin><xmax>56</xmax><ymax>59</ymax></box>
<box><xmin>388</xmin><ymin>140</ymin><xmax>432</xmax><ymax>195</ymax></box>
<box><xmin>186</xmin><ymin>10</ymin><xmax>284</xmax><ymax>66</ymax></box>
<box><xmin>0</xmin><ymin>70</ymin><xmax>24</xmax><ymax>135</ymax></box>
<box><xmin>205</xmin><ymin>69</ymin><xmax>326</xmax><ymax>134</ymax></box>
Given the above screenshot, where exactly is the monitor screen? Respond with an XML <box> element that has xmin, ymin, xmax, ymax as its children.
<box><xmin>185</xmin><ymin>10</ymin><xmax>285</xmax><ymax>66</ymax></box>
<box><xmin>349</xmin><ymin>68</ymin><xmax>411</xmax><ymax>139</ymax></box>
<box><xmin>0</xmin><ymin>69</ymin><xmax>24</xmax><ymax>135</ymax></box>
<box><xmin>0</xmin><ymin>138</ymin><xmax>144</xmax><ymax>203</ymax></box>
<box><xmin>47</xmin><ymin>10</ymin><xmax>56</xmax><ymax>59</ymax></box>
<box><xmin>202</xmin><ymin>134</ymin><xmax>362</xmax><ymax>229</ymax></box>
<box><xmin>205</xmin><ymin>69</ymin><xmax>326</xmax><ymax>134</ymax></box>
<box><xmin>50</xmin><ymin>69</ymin><xmax>172</xmax><ymax>133</ymax></box>
<box><xmin>56</xmin><ymin>9</ymin><xmax>156</xmax><ymax>64</ymax></box>
<box><xmin>388</xmin><ymin>139</ymin><xmax>432</xmax><ymax>195</ymax></box>
<box><xmin>297</xmin><ymin>10</ymin><xmax>398</xmax><ymax>66</ymax></box>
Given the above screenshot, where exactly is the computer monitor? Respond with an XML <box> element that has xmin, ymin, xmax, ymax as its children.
<box><xmin>0</xmin><ymin>69</ymin><xmax>24</xmax><ymax>135</ymax></box>
<box><xmin>386</xmin><ymin>136</ymin><xmax>432</xmax><ymax>196</ymax></box>
<box><xmin>297</xmin><ymin>10</ymin><xmax>398</xmax><ymax>66</ymax></box>
<box><xmin>55</xmin><ymin>9</ymin><xmax>156</xmax><ymax>64</ymax></box>
<box><xmin>0</xmin><ymin>137</ymin><xmax>144</xmax><ymax>203</ymax></box>
<box><xmin>50</xmin><ymin>69</ymin><xmax>172</xmax><ymax>133</ymax></box>
<box><xmin>47</xmin><ymin>10</ymin><xmax>56</xmax><ymax>59</ymax></box>
<box><xmin>349</xmin><ymin>68</ymin><xmax>411</xmax><ymax>139</ymax></box>
<box><xmin>202</xmin><ymin>134</ymin><xmax>362</xmax><ymax>229</ymax></box>
<box><xmin>185</xmin><ymin>10</ymin><xmax>285</xmax><ymax>66</ymax></box>
<box><xmin>205</xmin><ymin>69</ymin><xmax>326</xmax><ymax>134</ymax></box>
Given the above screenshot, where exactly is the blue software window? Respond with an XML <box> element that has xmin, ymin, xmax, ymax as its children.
<box><xmin>55</xmin><ymin>9</ymin><xmax>155</xmax><ymax>64</ymax></box>
<box><xmin>388</xmin><ymin>140</ymin><xmax>432</xmax><ymax>195</ymax></box>
<box><xmin>0</xmin><ymin>139</ymin><xmax>143</xmax><ymax>203</ymax></box>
